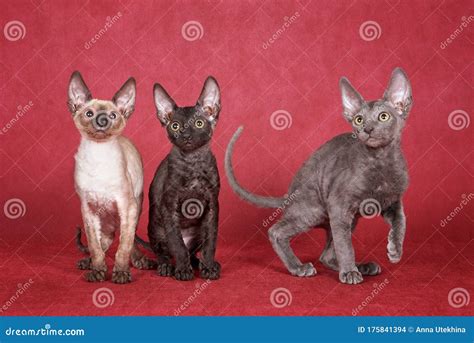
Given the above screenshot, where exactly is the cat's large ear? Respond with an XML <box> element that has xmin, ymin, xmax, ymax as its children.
<box><xmin>112</xmin><ymin>77</ymin><xmax>136</xmax><ymax>119</ymax></box>
<box><xmin>339</xmin><ymin>77</ymin><xmax>365</xmax><ymax>122</ymax></box>
<box><xmin>153</xmin><ymin>83</ymin><xmax>176</xmax><ymax>126</ymax></box>
<box><xmin>68</xmin><ymin>71</ymin><xmax>92</xmax><ymax>114</ymax></box>
<box><xmin>197</xmin><ymin>76</ymin><xmax>221</xmax><ymax>123</ymax></box>
<box><xmin>384</xmin><ymin>67</ymin><xmax>413</xmax><ymax>118</ymax></box>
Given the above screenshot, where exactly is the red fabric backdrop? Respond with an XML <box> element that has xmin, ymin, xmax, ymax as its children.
<box><xmin>0</xmin><ymin>0</ymin><xmax>472</xmax><ymax>316</ymax></box>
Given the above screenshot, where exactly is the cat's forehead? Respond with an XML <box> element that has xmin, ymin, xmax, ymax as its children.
<box><xmin>363</xmin><ymin>100</ymin><xmax>390</xmax><ymax>114</ymax></box>
<box><xmin>173</xmin><ymin>106</ymin><xmax>205</xmax><ymax>120</ymax></box>
<box><xmin>85</xmin><ymin>99</ymin><xmax>116</xmax><ymax>111</ymax></box>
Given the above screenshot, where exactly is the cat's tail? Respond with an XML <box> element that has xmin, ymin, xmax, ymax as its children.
<box><xmin>134</xmin><ymin>234</ymin><xmax>153</xmax><ymax>252</ymax></box>
<box><xmin>76</xmin><ymin>227</ymin><xmax>89</xmax><ymax>254</ymax></box>
<box><xmin>225</xmin><ymin>126</ymin><xmax>285</xmax><ymax>208</ymax></box>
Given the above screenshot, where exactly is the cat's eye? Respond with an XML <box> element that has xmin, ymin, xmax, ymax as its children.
<box><xmin>378</xmin><ymin>112</ymin><xmax>391</xmax><ymax>122</ymax></box>
<box><xmin>195</xmin><ymin>119</ymin><xmax>205</xmax><ymax>129</ymax></box>
<box><xmin>109</xmin><ymin>112</ymin><xmax>117</xmax><ymax>119</ymax></box>
<box><xmin>170</xmin><ymin>121</ymin><xmax>180</xmax><ymax>132</ymax></box>
<box><xmin>85</xmin><ymin>110</ymin><xmax>94</xmax><ymax>118</ymax></box>
<box><xmin>353</xmin><ymin>115</ymin><xmax>364</xmax><ymax>126</ymax></box>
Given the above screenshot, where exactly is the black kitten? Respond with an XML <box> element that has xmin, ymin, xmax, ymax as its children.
<box><xmin>140</xmin><ymin>77</ymin><xmax>222</xmax><ymax>281</ymax></box>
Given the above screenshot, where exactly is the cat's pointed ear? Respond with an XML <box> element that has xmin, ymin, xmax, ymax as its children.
<box><xmin>153</xmin><ymin>83</ymin><xmax>176</xmax><ymax>126</ymax></box>
<box><xmin>112</xmin><ymin>77</ymin><xmax>136</xmax><ymax>118</ymax></box>
<box><xmin>339</xmin><ymin>77</ymin><xmax>365</xmax><ymax>121</ymax></box>
<box><xmin>197</xmin><ymin>76</ymin><xmax>221</xmax><ymax>123</ymax></box>
<box><xmin>68</xmin><ymin>71</ymin><xmax>92</xmax><ymax>113</ymax></box>
<box><xmin>384</xmin><ymin>67</ymin><xmax>413</xmax><ymax>118</ymax></box>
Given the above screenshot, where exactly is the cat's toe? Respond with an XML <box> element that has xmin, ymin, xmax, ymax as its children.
<box><xmin>156</xmin><ymin>263</ymin><xmax>174</xmax><ymax>277</ymax></box>
<box><xmin>387</xmin><ymin>252</ymin><xmax>402</xmax><ymax>263</ymax></box>
<box><xmin>339</xmin><ymin>270</ymin><xmax>363</xmax><ymax>284</ymax></box>
<box><xmin>357</xmin><ymin>262</ymin><xmax>382</xmax><ymax>276</ymax></box>
<box><xmin>112</xmin><ymin>270</ymin><xmax>132</xmax><ymax>284</ymax></box>
<box><xmin>291</xmin><ymin>263</ymin><xmax>317</xmax><ymax>277</ymax></box>
<box><xmin>85</xmin><ymin>269</ymin><xmax>106</xmax><ymax>282</ymax></box>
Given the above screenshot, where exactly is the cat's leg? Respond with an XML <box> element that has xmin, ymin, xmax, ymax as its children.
<box><xmin>328</xmin><ymin>207</ymin><xmax>363</xmax><ymax>284</ymax></box>
<box><xmin>383</xmin><ymin>200</ymin><xmax>406</xmax><ymax>263</ymax></box>
<box><xmin>149</xmin><ymin>226</ymin><xmax>174</xmax><ymax>276</ymax></box>
<box><xmin>199</xmin><ymin>203</ymin><xmax>221</xmax><ymax>280</ymax></box>
<box><xmin>320</xmin><ymin>225</ymin><xmax>380</xmax><ymax>275</ymax></box>
<box><xmin>160</xmin><ymin>203</ymin><xmax>193</xmax><ymax>281</ymax></box>
<box><xmin>81</xmin><ymin>203</ymin><xmax>107</xmax><ymax>282</ymax></box>
<box><xmin>186</xmin><ymin>237</ymin><xmax>201</xmax><ymax>269</ymax></box>
<box><xmin>268</xmin><ymin>216</ymin><xmax>317</xmax><ymax>277</ymax></box>
<box><xmin>319</xmin><ymin>229</ymin><xmax>338</xmax><ymax>271</ymax></box>
<box><xmin>112</xmin><ymin>198</ymin><xmax>139</xmax><ymax>284</ymax></box>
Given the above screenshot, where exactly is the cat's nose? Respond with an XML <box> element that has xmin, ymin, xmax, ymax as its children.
<box><xmin>364</xmin><ymin>126</ymin><xmax>374</xmax><ymax>134</ymax></box>
<box><xmin>93</xmin><ymin>113</ymin><xmax>111</xmax><ymax>130</ymax></box>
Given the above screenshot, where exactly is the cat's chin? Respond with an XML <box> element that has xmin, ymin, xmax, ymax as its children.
<box><xmin>364</xmin><ymin>137</ymin><xmax>389</xmax><ymax>148</ymax></box>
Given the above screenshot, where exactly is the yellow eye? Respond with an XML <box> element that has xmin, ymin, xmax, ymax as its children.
<box><xmin>170</xmin><ymin>121</ymin><xmax>180</xmax><ymax>132</ymax></box>
<box><xmin>353</xmin><ymin>115</ymin><xmax>364</xmax><ymax>126</ymax></box>
<box><xmin>378</xmin><ymin>112</ymin><xmax>390</xmax><ymax>122</ymax></box>
<box><xmin>195</xmin><ymin>119</ymin><xmax>205</xmax><ymax>128</ymax></box>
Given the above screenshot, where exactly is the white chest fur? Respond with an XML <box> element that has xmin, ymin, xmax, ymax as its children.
<box><xmin>74</xmin><ymin>138</ymin><xmax>126</xmax><ymax>198</ymax></box>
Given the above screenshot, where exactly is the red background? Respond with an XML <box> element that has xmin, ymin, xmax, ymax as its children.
<box><xmin>0</xmin><ymin>0</ymin><xmax>472</xmax><ymax>316</ymax></box>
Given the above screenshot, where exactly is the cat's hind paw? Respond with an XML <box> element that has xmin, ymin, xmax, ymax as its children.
<box><xmin>339</xmin><ymin>270</ymin><xmax>363</xmax><ymax>284</ymax></box>
<box><xmin>357</xmin><ymin>262</ymin><xmax>382</xmax><ymax>276</ymax></box>
<box><xmin>290</xmin><ymin>263</ymin><xmax>317</xmax><ymax>277</ymax></box>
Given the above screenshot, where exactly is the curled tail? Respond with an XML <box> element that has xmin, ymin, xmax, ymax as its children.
<box><xmin>135</xmin><ymin>234</ymin><xmax>152</xmax><ymax>252</ymax></box>
<box><xmin>76</xmin><ymin>227</ymin><xmax>89</xmax><ymax>254</ymax></box>
<box><xmin>225</xmin><ymin>126</ymin><xmax>284</xmax><ymax>208</ymax></box>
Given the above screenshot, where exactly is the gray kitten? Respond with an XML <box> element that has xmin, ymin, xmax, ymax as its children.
<box><xmin>225</xmin><ymin>68</ymin><xmax>412</xmax><ymax>284</ymax></box>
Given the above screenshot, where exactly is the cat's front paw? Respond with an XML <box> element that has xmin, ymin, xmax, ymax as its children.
<box><xmin>387</xmin><ymin>242</ymin><xmax>402</xmax><ymax>263</ymax></box>
<box><xmin>112</xmin><ymin>270</ymin><xmax>132</xmax><ymax>284</ymax></box>
<box><xmin>174</xmin><ymin>265</ymin><xmax>194</xmax><ymax>281</ymax></box>
<box><xmin>85</xmin><ymin>269</ymin><xmax>106</xmax><ymax>282</ymax></box>
<box><xmin>199</xmin><ymin>261</ymin><xmax>221</xmax><ymax>280</ymax></box>
<box><xmin>289</xmin><ymin>263</ymin><xmax>317</xmax><ymax>277</ymax></box>
<box><xmin>339</xmin><ymin>270</ymin><xmax>363</xmax><ymax>284</ymax></box>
